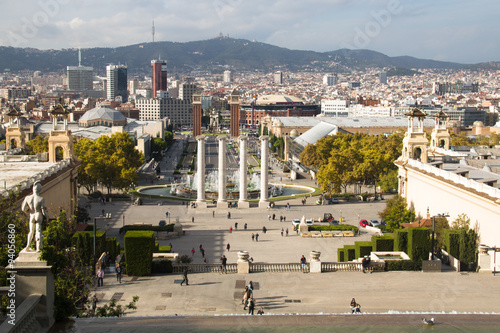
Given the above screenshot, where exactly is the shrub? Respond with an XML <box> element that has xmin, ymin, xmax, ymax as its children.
<box><xmin>354</xmin><ymin>241</ymin><xmax>373</xmax><ymax>259</ymax></box>
<box><xmin>445</xmin><ymin>230</ymin><xmax>460</xmax><ymax>258</ymax></box>
<box><xmin>119</xmin><ymin>224</ymin><xmax>174</xmax><ymax>234</ymax></box>
<box><xmin>394</xmin><ymin>229</ymin><xmax>408</xmax><ymax>253</ymax></box>
<box><xmin>72</xmin><ymin>231</ymin><xmax>106</xmax><ymax>266</ymax></box>
<box><xmin>337</xmin><ymin>249</ymin><xmax>345</xmax><ymax>262</ymax></box>
<box><xmin>124</xmin><ymin>231</ymin><xmax>155</xmax><ymax>276</ymax></box>
<box><xmin>176</xmin><ymin>254</ymin><xmax>192</xmax><ymax>264</ymax></box>
<box><xmin>407</xmin><ymin>227</ymin><xmax>430</xmax><ymax>261</ymax></box>
<box><xmin>386</xmin><ymin>260</ymin><xmax>422</xmax><ymax>271</ymax></box>
<box><xmin>152</xmin><ymin>259</ymin><xmax>173</xmax><ymax>274</ymax></box>
<box><xmin>372</xmin><ymin>236</ymin><xmax>395</xmax><ymax>252</ymax></box>
<box><xmin>344</xmin><ymin>245</ymin><xmax>356</xmax><ymax>261</ymax></box>
<box><xmin>309</xmin><ymin>225</ymin><xmax>359</xmax><ymax>233</ymax></box>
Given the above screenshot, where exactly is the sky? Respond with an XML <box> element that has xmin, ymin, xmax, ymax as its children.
<box><xmin>0</xmin><ymin>0</ymin><xmax>498</xmax><ymax>64</ymax></box>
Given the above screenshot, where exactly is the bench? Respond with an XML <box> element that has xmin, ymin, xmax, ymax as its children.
<box><xmin>343</xmin><ymin>231</ymin><xmax>355</xmax><ymax>237</ymax></box>
<box><xmin>301</xmin><ymin>233</ymin><xmax>312</xmax><ymax>237</ymax></box>
<box><xmin>153</xmin><ymin>253</ymin><xmax>178</xmax><ymax>260</ymax></box>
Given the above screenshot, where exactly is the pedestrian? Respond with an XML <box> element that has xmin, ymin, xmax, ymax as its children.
<box><xmin>262</xmin><ymin>226</ymin><xmax>266</xmax><ymax>234</ymax></box>
<box><xmin>192</xmin><ymin>217</ymin><xmax>194</xmax><ymax>223</ymax></box>
<box><xmin>230</xmin><ymin>227</ymin><xmax>233</xmax><ymax>233</ymax></box>
<box><xmin>280</xmin><ymin>215</ymin><xmax>283</xmax><ymax>222</ymax></box>
<box><xmin>227</xmin><ymin>243</ymin><xmax>230</xmax><ymax>251</ymax></box>
<box><xmin>272</xmin><ymin>213</ymin><xmax>275</xmax><ymax>220</ymax></box>
<box><xmin>248</xmin><ymin>281</ymin><xmax>254</xmax><ymax>294</ymax></box>
<box><xmin>286</xmin><ymin>228</ymin><xmax>289</xmax><ymax>236</ymax></box>
<box><xmin>191</xmin><ymin>248</ymin><xmax>195</xmax><ymax>256</ymax></box>
<box><xmin>300</xmin><ymin>255</ymin><xmax>307</xmax><ymax>273</ymax></box>
<box><xmin>200</xmin><ymin>247</ymin><xmax>205</xmax><ymax>258</ymax></box>
<box><xmin>268</xmin><ymin>214</ymin><xmax>271</xmax><ymax>221</ymax></box>
<box><xmin>96</xmin><ymin>268</ymin><xmax>104</xmax><ymax>287</ymax></box>
<box><xmin>252</xmin><ymin>233</ymin><xmax>255</xmax><ymax>241</ymax></box>
<box><xmin>116</xmin><ymin>265</ymin><xmax>122</xmax><ymax>284</ymax></box>
<box><xmin>235</xmin><ymin>222</ymin><xmax>238</xmax><ymax>229</ymax></box>
<box><xmin>199</xmin><ymin>244</ymin><xmax>203</xmax><ymax>250</ymax></box>
<box><xmin>169</xmin><ymin>243</ymin><xmax>173</xmax><ymax>251</ymax></box>
<box><xmin>244</xmin><ymin>223</ymin><xmax>247</xmax><ymax>230</ymax></box>
<box><xmin>102</xmin><ymin>208</ymin><xmax>105</xmax><ymax>216</ymax></box>
<box><xmin>91</xmin><ymin>295</ymin><xmax>98</xmax><ymax>315</ymax></box>
<box><xmin>204</xmin><ymin>258</ymin><xmax>209</xmax><ymax>264</ymax></box>
<box><xmin>228</xmin><ymin>212</ymin><xmax>231</xmax><ymax>219</ymax></box>
<box><xmin>212</xmin><ymin>210</ymin><xmax>215</xmax><ymax>218</ymax></box>
<box><xmin>257</xmin><ymin>307</ymin><xmax>264</xmax><ymax>315</ymax></box>
<box><xmin>283</xmin><ymin>216</ymin><xmax>286</xmax><ymax>222</ymax></box>
<box><xmin>242</xmin><ymin>286</ymin><xmax>250</xmax><ymax>307</ymax></box>
<box><xmin>248</xmin><ymin>297</ymin><xmax>255</xmax><ymax>315</ymax></box>
<box><xmin>281</xmin><ymin>228</ymin><xmax>284</xmax><ymax>236</ymax></box>
<box><xmin>255</xmin><ymin>233</ymin><xmax>259</xmax><ymax>241</ymax></box>
<box><xmin>180</xmin><ymin>267</ymin><xmax>189</xmax><ymax>286</ymax></box>
<box><xmin>221</xmin><ymin>255</ymin><xmax>227</xmax><ymax>274</ymax></box>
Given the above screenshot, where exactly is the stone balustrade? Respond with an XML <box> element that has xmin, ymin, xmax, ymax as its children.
<box><xmin>0</xmin><ymin>294</ymin><xmax>42</xmax><ymax>333</ymax></box>
<box><xmin>172</xmin><ymin>263</ymin><xmax>238</xmax><ymax>274</ymax></box>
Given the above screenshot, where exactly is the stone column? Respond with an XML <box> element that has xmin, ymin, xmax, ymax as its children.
<box><xmin>196</xmin><ymin>135</ymin><xmax>207</xmax><ymax>208</ymax></box>
<box><xmin>238</xmin><ymin>135</ymin><xmax>249</xmax><ymax>208</ymax></box>
<box><xmin>259</xmin><ymin>135</ymin><xmax>270</xmax><ymax>208</ymax></box>
<box><xmin>309</xmin><ymin>250</ymin><xmax>321</xmax><ymax>273</ymax></box>
<box><xmin>237</xmin><ymin>251</ymin><xmax>250</xmax><ymax>274</ymax></box>
<box><xmin>217</xmin><ymin>135</ymin><xmax>227</xmax><ymax>208</ymax></box>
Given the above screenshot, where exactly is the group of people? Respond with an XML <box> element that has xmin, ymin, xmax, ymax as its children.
<box><xmin>350</xmin><ymin>298</ymin><xmax>361</xmax><ymax>313</ymax></box>
<box><xmin>361</xmin><ymin>256</ymin><xmax>372</xmax><ymax>273</ymax></box>
<box><xmin>242</xmin><ymin>281</ymin><xmax>264</xmax><ymax>315</ymax></box>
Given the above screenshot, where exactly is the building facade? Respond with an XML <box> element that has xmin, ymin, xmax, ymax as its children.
<box><xmin>151</xmin><ymin>60</ymin><xmax>168</xmax><ymax>98</ymax></box>
<box><xmin>106</xmin><ymin>65</ymin><xmax>128</xmax><ymax>102</ymax></box>
<box><xmin>67</xmin><ymin>66</ymin><xmax>93</xmax><ymax>91</ymax></box>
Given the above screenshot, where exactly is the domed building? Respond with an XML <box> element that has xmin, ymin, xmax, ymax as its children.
<box><xmin>78</xmin><ymin>105</ymin><xmax>126</xmax><ymax>127</ymax></box>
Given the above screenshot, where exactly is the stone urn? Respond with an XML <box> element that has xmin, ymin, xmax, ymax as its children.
<box><xmin>238</xmin><ymin>251</ymin><xmax>249</xmax><ymax>262</ymax></box>
<box><xmin>478</xmin><ymin>245</ymin><xmax>489</xmax><ymax>255</ymax></box>
<box><xmin>310</xmin><ymin>251</ymin><xmax>321</xmax><ymax>262</ymax></box>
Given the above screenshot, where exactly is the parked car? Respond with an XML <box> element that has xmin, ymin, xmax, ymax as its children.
<box><xmin>292</xmin><ymin>219</ymin><xmax>301</xmax><ymax>227</ymax></box>
<box><xmin>330</xmin><ymin>198</ymin><xmax>339</xmax><ymax>204</ymax></box>
<box><xmin>329</xmin><ymin>220</ymin><xmax>340</xmax><ymax>225</ymax></box>
<box><xmin>359</xmin><ymin>219</ymin><xmax>370</xmax><ymax>227</ymax></box>
<box><xmin>370</xmin><ymin>220</ymin><xmax>381</xmax><ymax>227</ymax></box>
<box><xmin>158</xmin><ymin>220</ymin><xmax>166</xmax><ymax>226</ymax></box>
<box><xmin>305</xmin><ymin>219</ymin><xmax>313</xmax><ymax>226</ymax></box>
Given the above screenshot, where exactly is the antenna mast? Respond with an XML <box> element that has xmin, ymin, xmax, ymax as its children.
<box><xmin>152</xmin><ymin>19</ymin><xmax>155</xmax><ymax>43</ymax></box>
<box><xmin>78</xmin><ymin>48</ymin><xmax>81</xmax><ymax>67</ymax></box>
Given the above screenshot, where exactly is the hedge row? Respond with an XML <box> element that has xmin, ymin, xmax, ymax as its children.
<box><xmin>372</xmin><ymin>236</ymin><xmax>394</xmax><ymax>252</ymax></box>
<box><xmin>355</xmin><ymin>241</ymin><xmax>373</xmax><ymax>259</ymax></box>
<box><xmin>124</xmin><ymin>231</ymin><xmax>155</xmax><ymax>276</ymax></box>
<box><xmin>337</xmin><ymin>248</ymin><xmax>345</xmax><ymax>262</ymax></box>
<box><xmin>119</xmin><ymin>224</ymin><xmax>175</xmax><ymax>234</ymax></box>
<box><xmin>407</xmin><ymin>227</ymin><xmax>430</xmax><ymax>261</ymax></box>
<box><xmin>309</xmin><ymin>225</ymin><xmax>359</xmax><ymax>233</ymax></box>
<box><xmin>394</xmin><ymin>229</ymin><xmax>408</xmax><ymax>253</ymax></box>
<box><xmin>385</xmin><ymin>260</ymin><xmax>422</xmax><ymax>271</ymax></box>
<box><xmin>445</xmin><ymin>230</ymin><xmax>460</xmax><ymax>258</ymax></box>
<box><xmin>152</xmin><ymin>259</ymin><xmax>173</xmax><ymax>274</ymax></box>
<box><xmin>72</xmin><ymin>231</ymin><xmax>106</xmax><ymax>266</ymax></box>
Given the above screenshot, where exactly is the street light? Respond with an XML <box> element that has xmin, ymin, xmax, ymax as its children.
<box><xmin>93</xmin><ymin>214</ymin><xmax>111</xmax><ymax>275</ymax></box>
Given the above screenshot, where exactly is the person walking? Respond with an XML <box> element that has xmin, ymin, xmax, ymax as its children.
<box><xmin>116</xmin><ymin>265</ymin><xmax>122</xmax><ymax>284</ymax></box>
<box><xmin>221</xmin><ymin>255</ymin><xmax>227</xmax><ymax>274</ymax></box>
<box><xmin>227</xmin><ymin>243</ymin><xmax>231</xmax><ymax>251</ymax></box>
<box><xmin>235</xmin><ymin>222</ymin><xmax>238</xmax><ymax>229</ymax></box>
<box><xmin>191</xmin><ymin>248</ymin><xmax>195</xmax><ymax>256</ymax></box>
<box><xmin>251</xmin><ymin>233</ymin><xmax>255</xmax><ymax>241</ymax></box>
<box><xmin>286</xmin><ymin>228</ymin><xmax>289</xmax><ymax>236</ymax></box>
<box><xmin>212</xmin><ymin>210</ymin><xmax>215</xmax><ymax>218</ymax></box>
<box><xmin>242</xmin><ymin>286</ymin><xmax>249</xmax><ymax>307</ymax></box>
<box><xmin>248</xmin><ymin>281</ymin><xmax>254</xmax><ymax>295</ymax></box>
<box><xmin>248</xmin><ymin>297</ymin><xmax>255</xmax><ymax>315</ymax></box>
<box><xmin>192</xmin><ymin>217</ymin><xmax>194</xmax><ymax>223</ymax></box>
<box><xmin>255</xmin><ymin>233</ymin><xmax>259</xmax><ymax>241</ymax></box>
<box><xmin>91</xmin><ymin>295</ymin><xmax>98</xmax><ymax>316</ymax></box>
<box><xmin>200</xmin><ymin>247</ymin><xmax>205</xmax><ymax>258</ymax></box>
<box><xmin>96</xmin><ymin>268</ymin><xmax>104</xmax><ymax>287</ymax></box>
<box><xmin>281</xmin><ymin>228</ymin><xmax>284</xmax><ymax>236</ymax></box>
<box><xmin>244</xmin><ymin>223</ymin><xmax>247</xmax><ymax>230</ymax></box>
<box><xmin>180</xmin><ymin>267</ymin><xmax>189</xmax><ymax>286</ymax></box>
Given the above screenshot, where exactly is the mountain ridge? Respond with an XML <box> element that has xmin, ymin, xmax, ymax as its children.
<box><xmin>0</xmin><ymin>37</ymin><xmax>486</xmax><ymax>73</ymax></box>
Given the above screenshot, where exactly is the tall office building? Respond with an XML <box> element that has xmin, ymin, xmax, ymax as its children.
<box><xmin>67</xmin><ymin>66</ymin><xmax>93</xmax><ymax>91</ymax></box>
<box><xmin>323</xmin><ymin>74</ymin><xmax>337</xmax><ymax>86</ymax></box>
<box><xmin>106</xmin><ymin>65</ymin><xmax>128</xmax><ymax>102</ymax></box>
<box><xmin>179</xmin><ymin>83</ymin><xmax>196</xmax><ymax>101</ymax></box>
<box><xmin>223</xmin><ymin>70</ymin><xmax>232</xmax><ymax>83</ymax></box>
<box><xmin>379</xmin><ymin>71</ymin><xmax>388</xmax><ymax>84</ymax></box>
<box><xmin>274</xmin><ymin>71</ymin><xmax>283</xmax><ymax>85</ymax></box>
<box><xmin>151</xmin><ymin>60</ymin><xmax>168</xmax><ymax>98</ymax></box>
<box><xmin>129</xmin><ymin>79</ymin><xmax>139</xmax><ymax>95</ymax></box>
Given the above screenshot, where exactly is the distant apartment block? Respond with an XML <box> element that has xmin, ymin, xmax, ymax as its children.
<box><xmin>179</xmin><ymin>83</ymin><xmax>196</xmax><ymax>101</ymax></box>
<box><xmin>274</xmin><ymin>71</ymin><xmax>283</xmax><ymax>85</ymax></box>
<box><xmin>433</xmin><ymin>81</ymin><xmax>479</xmax><ymax>95</ymax></box>
<box><xmin>321</xmin><ymin>99</ymin><xmax>350</xmax><ymax>117</ymax></box>
<box><xmin>323</xmin><ymin>74</ymin><xmax>337</xmax><ymax>86</ymax></box>
<box><xmin>136</xmin><ymin>97</ymin><xmax>191</xmax><ymax>126</ymax></box>
<box><xmin>379</xmin><ymin>71</ymin><xmax>387</xmax><ymax>84</ymax></box>
<box><xmin>223</xmin><ymin>70</ymin><xmax>232</xmax><ymax>83</ymax></box>
<box><xmin>0</xmin><ymin>87</ymin><xmax>31</xmax><ymax>100</ymax></box>
<box><xmin>67</xmin><ymin>66</ymin><xmax>93</xmax><ymax>91</ymax></box>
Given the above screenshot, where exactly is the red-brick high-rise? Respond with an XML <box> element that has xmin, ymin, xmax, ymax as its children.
<box><xmin>151</xmin><ymin>60</ymin><xmax>167</xmax><ymax>98</ymax></box>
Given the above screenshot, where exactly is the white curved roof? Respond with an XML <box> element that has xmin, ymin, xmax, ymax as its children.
<box><xmin>79</xmin><ymin>106</ymin><xmax>126</xmax><ymax>122</ymax></box>
<box><xmin>256</xmin><ymin>94</ymin><xmax>305</xmax><ymax>105</ymax></box>
<box><xmin>294</xmin><ymin>122</ymin><xmax>339</xmax><ymax>147</ymax></box>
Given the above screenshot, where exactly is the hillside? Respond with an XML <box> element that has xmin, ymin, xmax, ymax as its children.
<box><xmin>0</xmin><ymin>37</ymin><xmax>466</xmax><ymax>73</ymax></box>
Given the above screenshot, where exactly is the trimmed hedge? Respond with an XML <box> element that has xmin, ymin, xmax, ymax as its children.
<box><xmin>385</xmin><ymin>260</ymin><xmax>422</xmax><ymax>271</ymax></box>
<box><xmin>407</xmin><ymin>227</ymin><xmax>430</xmax><ymax>261</ymax></box>
<box><xmin>445</xmin><ymin>230</ymin><xmax>460</xmax><ymax>258</ymax></box>
<box><xmin>124</xmin><ymin>231</ymin><xmax>155</xmax><ymax>276</ymax></box>
<box><xmin>72</xmin><ymin>230</ymin><xmax>106</xmax><ymax>266</ymax></box>
<box><xmin>119</xmin><ymin>224</ymin><xmax>175</xmax><ymax>234</ymax></box>
<box><xmin>372</xmin><ymin>236</ymin><xmax>395</xmax><ymax>252</ymax></box>
<box><xmin>394</xmin><ymin>229</ymin><xmax>408</xmax><ymax>253</ymax></box>
<box><xmin>151</xmin><ymin>259</ymin><xmax>173</xmax><ymax>274</ymax></box>
<box><xmin>337</xmin><ymin>249</ymin><xmax>345</xmax><ymax>262</ymax></box>
<box><xmin>158</xmin><ymin>246</ymin><xmax>171</xmax><ymax>253</ymax></box>
<box><xmin>354</xmin><ymin>241</ymin><xmax>373</xmax><ymax>259</ymax></box>
<box><xmin>344</xmin><ymin>245</ymin><xmax>356</xmax><ymax>262</ymax></box>
<box><xmin>309</xmin><ymin>225</ymin><xmax>359</xmax><ymax>233</ymax></box>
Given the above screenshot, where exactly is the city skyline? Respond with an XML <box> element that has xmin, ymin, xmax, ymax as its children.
<box><xmin>0</xmin><ymin>0</ymin><xmax>499</xmax><ymax>64</ymax></box>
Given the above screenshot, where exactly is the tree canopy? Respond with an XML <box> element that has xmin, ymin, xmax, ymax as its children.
<box><xmin>378</xmin><ymin>195</ymin><xmax>416</xmax><ymax>230</ymax></box>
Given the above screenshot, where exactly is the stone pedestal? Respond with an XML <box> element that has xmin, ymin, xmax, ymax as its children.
<box><xmin>299</xmin><ymin>222</ymin><xmax>308</xmax><ymax>235</ymax></box>
<box><xmin>422</xmin><ymin>260</ymin><xmax>442</xmax><ymax>272</ymax></box>
<box><xmin>173</xmin><ymin>222</ymin><xmax>183</xmax><ymax>235</ymax></box>
<box><xmin>309</xmin><ymin>251</ymin><xmax>321</xmax><ymax>273</ymax></box>
<box><xmin>237</xmin><ymin>251</ymin><xmax>250</xmax><ymax>274</ymax></box>
<box><xmin>12</xmin><ymin>250</ymin><xmax>55</xmax><ymax>330</ymax></box>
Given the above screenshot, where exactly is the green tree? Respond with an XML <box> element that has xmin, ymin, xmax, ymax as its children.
<box><xmin>450</xmin><ymin>131</ymin><xmax>473</xmax><ymax>146</ymax></box>
<box><xmin>450</xmin><ymin>213</ymin><xmax>479</xmax><ymax>264</ymax></box>
<box><xmin>25</xmin><ymin>136</ymin><xmax>49</xmax><ymax>155</ymax></box>
<box><xmin>74</xmin><ymin>138</ymin><xmax>98</xmax><ymax>194</ymax></box>
<box><xmin>41</xmin><ymin>211</ymin><xmax>93</xmax><ymax>321</ymax></box>
<box><xmin>378</xmin><ymin>169</ymin><xmax>398</xmax><ymax>193</ymax></box>
<box><xmin>379</xmin><ymin>195</ymin><xmax>415</xmax><ymax>230</ymax></box>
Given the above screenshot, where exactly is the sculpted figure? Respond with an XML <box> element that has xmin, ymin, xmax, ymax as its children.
<box><xmin>22</xmin><ymin>182</ymin><xmax>47</xmax><ymax>251</ymax></box>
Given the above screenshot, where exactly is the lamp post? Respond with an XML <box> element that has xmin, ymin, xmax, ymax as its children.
<box><xmin>93</xmin><ymin>214</ymin><xmax>111</xmax><ymax>275</ymax></box>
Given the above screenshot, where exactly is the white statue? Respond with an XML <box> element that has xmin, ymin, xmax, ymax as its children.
<box><xmin>22</xmin><ymin>182</ymin><xmax>47</xmax><ymax>252</ymax></box>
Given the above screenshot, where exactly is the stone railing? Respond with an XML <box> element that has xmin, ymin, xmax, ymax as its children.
<box><xmin>0</xmin><ymin>294</ymin><xmax>42</xmax><ymax>333</ymax></box>
<box><xmin>0</xmin><ymin>158</ymin><xmax>72</xmax><ymax>197</ymax></box>
<box><xmin>407</xmin><ymin>159</ymin><xmax>500</xmax><ymax>199</ymax></box>
<box><xmin>250</xmin><ymin>262</ymin><xmax>304</xmax><ymax>273</ymax></box>
<box><xmin>172</xmin><ymin>263</ymin><xmax>238</xmax><ymax>274</ymax></box>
